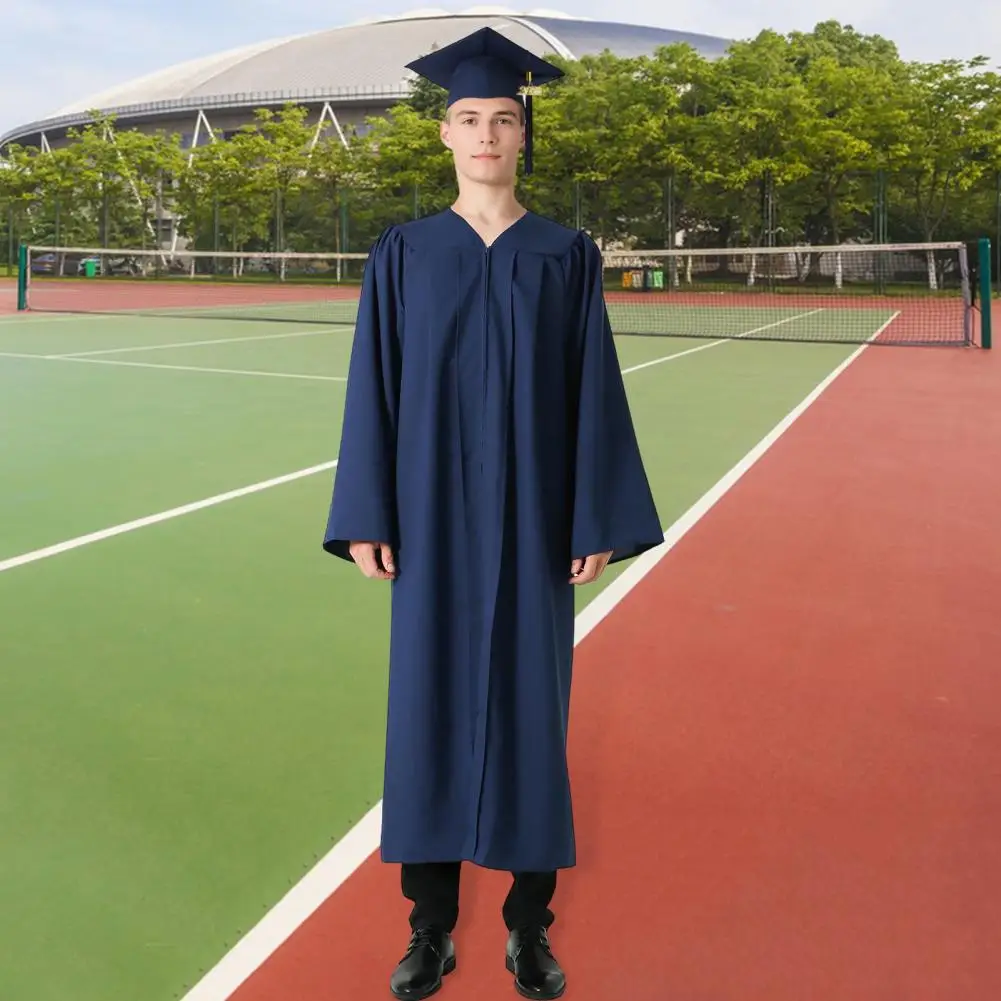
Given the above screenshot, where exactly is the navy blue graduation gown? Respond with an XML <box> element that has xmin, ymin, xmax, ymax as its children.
<box><xmin>323</xmin><ymin>208</ymin><xmax>663</xmax><ymax>872</ymax></box>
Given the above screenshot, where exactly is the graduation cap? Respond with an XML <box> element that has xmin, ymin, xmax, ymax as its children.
<box><xmin>405</xmin><ymin>26</ymin><xmax>564</xmax><ymax>174</ymax></box>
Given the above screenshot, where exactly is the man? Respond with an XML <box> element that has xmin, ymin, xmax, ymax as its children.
<box><xmin>323</xmin><ymin>26</ymin><xmax>663</xmax><ymax>1000</ymax></box>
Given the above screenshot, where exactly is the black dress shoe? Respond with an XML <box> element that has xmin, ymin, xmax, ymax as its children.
<box><xmin>390</xmin><ymin>926</ymin><xmax>456</xmax><ymax>999</ymax></box>
<box><xmin>505</xmin><ymin>925</ymin><xmax>566</xmax><ymax>999</ymax></box>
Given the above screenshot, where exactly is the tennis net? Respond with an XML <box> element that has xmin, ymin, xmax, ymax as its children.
<box><xmin>18</xmin><ymin>241</ymin><xmax>976</xmax><ymax>346</ymax></box>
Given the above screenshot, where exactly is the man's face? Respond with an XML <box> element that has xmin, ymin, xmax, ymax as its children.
<box><xmin>440</xmin><ymin>97</ymin><xmax>524</xmax><ymax>186</ymax></box>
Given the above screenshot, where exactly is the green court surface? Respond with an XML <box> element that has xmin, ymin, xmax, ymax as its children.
<box><xmin>0</xmin><ymin>310</ymin><xmax>859</xmax><ymax>1001</ymax></box>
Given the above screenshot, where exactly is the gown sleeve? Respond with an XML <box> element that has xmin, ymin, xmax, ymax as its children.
<box><xmin>569</xmin><ymin>232</ymin><xmax>664</xmax><ymax>565</ymax></box>
<box><xmin>322</xmin><ymin>226</ymin><xmax>404</xmax><ymax>563</ymax></box>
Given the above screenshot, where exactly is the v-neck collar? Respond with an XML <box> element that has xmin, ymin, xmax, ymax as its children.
<box><xmin>448</xmin><ymin>207</ymin><xmax>531</xmax><ymax>250</ymax></box>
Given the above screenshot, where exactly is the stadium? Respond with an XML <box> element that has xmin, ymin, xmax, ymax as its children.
<box><xmin>0</xmin><ymin>8</ymin><xmax>732</xmax><ymax>154</ymax></box>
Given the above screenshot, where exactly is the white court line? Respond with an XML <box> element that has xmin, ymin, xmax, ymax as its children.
<box><xmin>0</xmin><ymin>331</ymin><xmax>709</xmax><ymax>385</ymax></box>
<box><xmin>51</xmin><ymin>327</ymin><xmax>331</xmax><ymax>358</ymax></box>
<box><xmin>1</xmin><ymin>312</ymin><xmax>821</xmax><ymax>385</ymax></box>
<box><xmin>621</xmin><ymin>338</ymin><xmax>732</xmax><ymax>373</ymax></box>
<box><xmin>0</xmin><ymin>311</ymin><xmax>173</xmax><ymax>326</ymax></box>
<box><xmin>620</xmin><ymin>309</ymin><xmax>825</xmax><ymax>375</ymax></box>
<box><xmin>59</xmin><ymin>357</ymin><xmax>348</xmax><ymax>382</ymax></box>
<box><xmin>870</xmin><ymin>310</ymin><xmax>901</xmax><ymax>343</ymax></box>
<box><xmin>175</xmin><ymin>334</ymin><xmax>873</xmax><ymax>1001</ymax></box>
<box><xmin>0</xmin><ymin>308</ymin><xmax>352</xmax><ymax>326</ymax></box>
<box><xmin>0</xmin><ymin>461</ymin><xmax>338</xmax><ymax>575</ymax></box>
<box><xmin>0</xmin><ymin>351</ymin><xmax>345</xmax><ymax>383</ymax></box>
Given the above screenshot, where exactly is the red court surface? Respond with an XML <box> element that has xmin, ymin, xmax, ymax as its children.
<box><xmin>222</xmin><ymin>340</ymin><xmax>1001</xmax><ymax>1001</ymax></box>
<box><xmin>0</xmin><ymin>279</ymin><xmax>17</xmax><ymax>314</ymax></box>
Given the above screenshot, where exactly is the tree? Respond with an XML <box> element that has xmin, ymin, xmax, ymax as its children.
<box><xmin>0</xmin><ymin>144</ymin><xmax>41</xmax><ymax>267</ymax></box>
<box><xmin>108</xmin><ymin>127</ymin><xmax>185</xmax><ymax>249</ymax></box>
<box><xmin>633</xmin><ymin>42</ymin><xmax>720</xmax><ymax>249</ymax></box>
<box><xmin>355</xmin><ymin>103</ymin><xmax>454</xmax><ymax>235</ymax></box>
<box><xmin>788</xmin><ymin>29</ymin><xmax>910</xmax><ymax>245</ymax></box>
<box><xmin>533</xmin><ymin>51</ymin><xmax>653</xmax><ymax>247</ymax></box>
<box><xmin>788</xmin><ymin>20</ymin><xmax>901</xmax><ymax>71</ymax></box>
<box><xmin>60</xmin><ymin>113</ymin><xmax>142</xmax><ymax>247</ymax></box>
<box><xmin>302</xmin><ymin>133</ymin><xmax>357</xmax><ymax>254</ymax></box>
<box><xmin>688</xmin><ymin>31</ymin><xmax>826</xmax><ymax>248</ymax></box>
<box><xmin>175</xmin><ymin>131</ymin><xmax>274</xmax><ymax>257</ymax></box>
<box><xmin>238</xmin><ymin>104</ymin><xmax>316</xmax><ymax>252</ymax></box>
<box><xmin>24</xmin><ymin>143</ymin><xmax>89</xmax><ymax>268</ymax></box>
<box><xmin>405</xmin><ymin>71</ymin><xmax>448</xmax><ymax>122</ymax></box>
<box><xmin>891</xmin><ymin>58</ymin><xmax>1001</xmax><ymax>242</ymax></box>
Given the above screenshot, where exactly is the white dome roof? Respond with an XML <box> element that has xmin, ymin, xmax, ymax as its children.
<box><xmin>2</xmin><ymin>9</ymin><xmax>731</xmax><ymax>146</ymax></box>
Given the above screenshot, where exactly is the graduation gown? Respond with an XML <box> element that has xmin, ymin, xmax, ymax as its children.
<box><xmin>323</xmin><ymin>208</ymin><xmax>663</xmax><ymax>872</ymax></box>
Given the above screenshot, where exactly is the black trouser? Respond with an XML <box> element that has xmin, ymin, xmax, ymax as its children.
<box><xmin>401</xmin><ymin>861</ymin><xmax>557</xmax><ymax>933</ymax></box>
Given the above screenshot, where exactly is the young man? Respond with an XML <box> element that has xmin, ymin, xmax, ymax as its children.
<box><xmin>323</xmin><ymin>26</ymin><xmax>663</xmax><ymax>1000</ymax></box>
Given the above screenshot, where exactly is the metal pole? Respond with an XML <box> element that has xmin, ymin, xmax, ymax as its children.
<box><xmin>17</xmin><ymin>242</ymin><xmax>27</xmax><ymax>310</ymax></box>
<box><xmin>979</xmin><ymin>237</ymin><xmax>993</xmax><ymax>349</ymax></box>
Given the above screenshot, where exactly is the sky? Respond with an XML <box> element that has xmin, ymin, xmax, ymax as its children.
<box><xmin>2</xmin><ymin>0</ymin><xmax>999</xmax><ymax>139</ymax></box>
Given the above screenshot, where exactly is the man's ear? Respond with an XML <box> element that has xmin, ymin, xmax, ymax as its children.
<box><xmin>440</xmin><ymin>116</ymin><xmax>451</xmax><ymax>148</ymax></box>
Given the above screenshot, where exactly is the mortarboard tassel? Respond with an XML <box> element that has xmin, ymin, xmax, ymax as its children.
<box><xmin>524</xmin><ymin>70</ymin><xmax>534</xmax><ymax>176</ymax></box>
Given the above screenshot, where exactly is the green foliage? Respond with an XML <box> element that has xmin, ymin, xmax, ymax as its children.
<box><xmin>2</xmin><ymin>22</ymin><xmax>1000</xmax><ymax>255</ymax></box>
<box><xmin>405</xmin><ymin>72</ymin><xmax>448</xmax><ymax>121</ymax></box>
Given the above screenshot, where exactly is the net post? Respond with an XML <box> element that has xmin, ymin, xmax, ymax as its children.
<box><xmin>979</xmin><ymin>237</ymin><xmax>992</xmax><ymax>349</ymax></box>
<box><xmin>16</xmin><ymin>243</ymin><xmax>27</xmax><ymax>311</ymax></box>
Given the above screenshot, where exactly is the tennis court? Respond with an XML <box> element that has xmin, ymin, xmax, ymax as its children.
<box><xmin>1</xmin><ymin>257</ymin><xmax>998</xmax><ymax>1001</ymax></box>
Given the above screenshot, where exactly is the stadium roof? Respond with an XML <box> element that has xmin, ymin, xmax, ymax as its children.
<box><xmin>1</xmin><ymin>9</ymin><xmax>733</xmax><ymax>148</ymax></box>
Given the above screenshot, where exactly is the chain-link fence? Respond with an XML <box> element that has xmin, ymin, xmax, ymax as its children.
<box><xmin>5</xmin><ymin>169</ymin><xmax>1001</xmax><ymax>283</ymax></box>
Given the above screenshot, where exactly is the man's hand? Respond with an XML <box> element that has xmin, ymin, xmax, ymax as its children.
<box><xmin>569</xmin><ymin>550</ymin><xmax>613</xmax><ymax>585</ymax></box>
<box><xmin>349</xmin><ymin>541</ymin><xmax>396</xmax><ymax>580</ymax></box>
